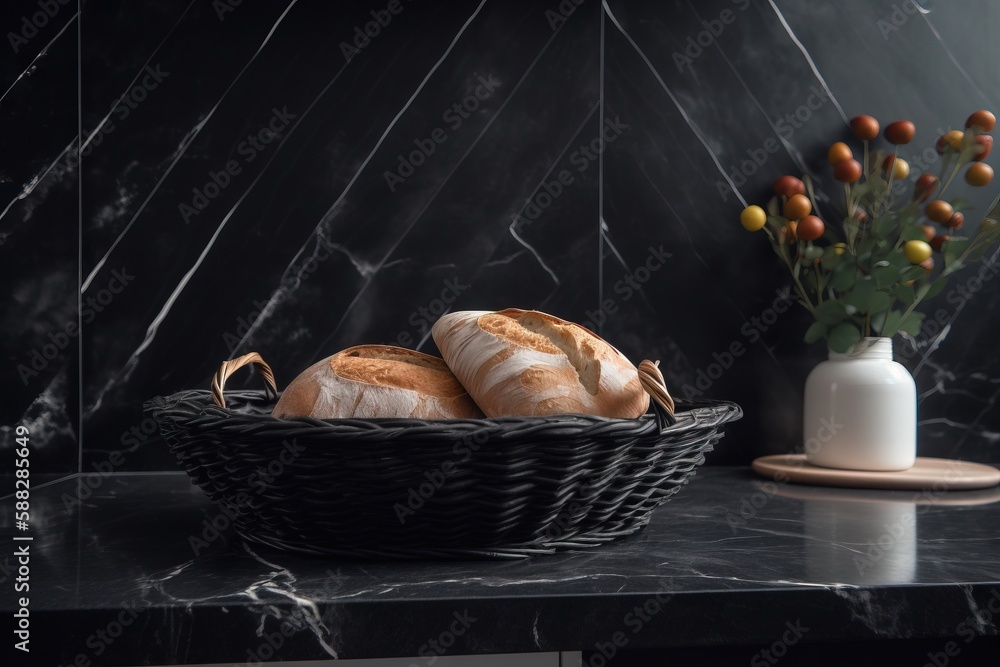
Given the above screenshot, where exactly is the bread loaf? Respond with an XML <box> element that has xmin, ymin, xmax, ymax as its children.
<box><xmin>272</xmin><ymin>345</ymin><xmax>484</xmax><ymax>420</ymax></box>
<box><xmin>431</xmin><ymin>309</ymin><xmax>650</xmax><ymax>418</ymax></box>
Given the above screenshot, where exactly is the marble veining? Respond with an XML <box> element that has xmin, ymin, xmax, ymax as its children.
<box><xmin>4</xmin><ymin>468</ymin><xmax>1000</xmax><ymax>664</ymax></box>
<box><xmin>2</xmin><ymin>0</ymin><xmax>999</xmax><ymax>478</ymax></box>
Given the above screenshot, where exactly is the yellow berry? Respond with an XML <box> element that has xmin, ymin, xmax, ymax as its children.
<box><xmin>904</xmin><ymin>240</ymin><xmax>932</xmax><ymax>264</ymax></box>
<box><xmin>740</xmin><ymin>205</ymin><xmax>767</xmax><ymax>231</ymax></box>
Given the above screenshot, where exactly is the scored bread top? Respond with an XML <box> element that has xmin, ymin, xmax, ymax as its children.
<box><xmin>478</xmin><ymin>310</ymin><xmax>602</xmax><ymax>395</ymax></box>
<box><xmin>272</xmin><ymin>344</ymin><xmax>483</xmax><ymax>419</ymax></box>
<box><xmin>332</xmin><ymin>346</ymin><xmax>468</xmax><ymax>399</ymax></box>
<box><xmin>432</xmin><ymin>309</ymin><xmax>649</xmax><ymax>419</ymax></box>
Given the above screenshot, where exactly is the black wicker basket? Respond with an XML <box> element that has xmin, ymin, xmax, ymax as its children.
<box><xmin>146</xmin><ymin>353</ymin><xmax>742</xmax><ymax>559</ymax></box>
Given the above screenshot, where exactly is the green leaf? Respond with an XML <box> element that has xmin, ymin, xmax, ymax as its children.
<box><xmin>875</xmin><ymin>214</ymin><xmax>897</xmax><ymax>237</ymax></box>
<box><xmin>804</xmin><ymin>320</ymin><xmax>827</xmax><ymax>344</ymax></box>
<box><xmin>857</xmin><ymin>236</ymin><xmax>877</xmax><ymax>259</ymax></box>
<box><xmin>874</xmin><ymin>265</ymin><xmax>897</xmax><ymax>289</ymax></box>
<box><xmin>805</xmin><ymin>268</ymin><xmax>819</xmax><ymax>292</ymax></box>
<box><xmin>873</xmin><ymin>252</ymin><xmax>907</xmax><ymax>289</ymax></box>
<box><xmin>944</xmin><ymin>238</ymin><xmax>971</xmax><ymax>268</ymax></box>
<box><xmin>844</xmin><ymin>277</ymin><xmax>877</xmax><ymax>312</ymax></box>
<box><xmin>828</xmin><ymin>322</ymin><xmax>862</xmax><ymax>353</ymax></box>
<box><xmin>766</xmin><ymin>196</ymin><xmax>779</xmax><ymax>217</ymax></box>
<box><xmin>881</xmin><ymin>309</ymin><xmax>905</xmax><ymax>337</ymax></box>
<box><xmin>830</xmin><ymin>263</ymin><xmax>857</xmax><ymax>291</ymax></box>
<box><xmin>894</xmin><ymin>282</ymin><xmax>916</xmax><ymax>305</ymax></box>
<box><xmin>869</xmin><ymin>289</ymin><xmax>892</xmax><ymax>312</ymax></box>
<box><xmin>814</xmin><ymin>300</ymin><xmax>849</xmax><ymax>326</ymax></box>
<box><xmin>923</xmin><ymin>276</ymin><xmax>948</xmax><ymax>300</ymax></box>
<box><xmin>766</xmin><ymin>214</ymin><xmax>787</xmax><ymax>231</ymax></box>
<box><xmin>871</xmin><ymin>309</ymin><xmax>888</xmax><ymax>334</ymax></box>
<box><xmin>900</xmin><ymin>224</ymin><xmax>927</xmax><ymax>242</ymax></box>
<box><xmin>895</xmin><ymin>201</ymin><xmax>921</xmax><ymax>225</ymax></box>
<box><xmin>899</xmin><ymin>311</ymin><xmax>925</xmax><ymax>336</ymax></box>
<box><xmin>899</xmin><ymin>265</ymin><xmax>925</xmax><ymax>284</ymax></box>
<box><xmin>803</xmin><ymin>245</ymin><xmax>824</xmax><ymax>261</ymax></box>
<box><xmin>881</xmin><ymin>309</ymin><xmax>923</xmax><ymax>337</ymax></box>
<box><xmin>821</xmin><ymin>249</ymin><xmax>844</xmax><ymax>271</ymax></box>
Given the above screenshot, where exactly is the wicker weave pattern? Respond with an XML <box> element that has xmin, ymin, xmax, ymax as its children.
<box><xmin>147</xmin><ymin>390</ymin><xmax>741</xmax><ymax>559</ymax></box>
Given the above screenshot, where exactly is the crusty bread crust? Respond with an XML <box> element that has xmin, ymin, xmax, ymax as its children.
<box><xmin>272</xmin><ymin>345</ymin><xmax>483</xmax><ymax>420</ymax></box>
<box><xmin>432</xmin><ymin>309</ymin><xmax>650</xmax><ymax>419</ymax></box>
<box><xmin>332</xmin><ymin>346</ymin><xmax>468</xmax><ymax>399</ymax></box>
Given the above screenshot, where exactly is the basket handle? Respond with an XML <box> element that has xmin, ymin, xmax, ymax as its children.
<box><xmin>211</xmin><ymin>352</ymin><xmax>278</xmax><ymax>409</ymax></box>
<box><xmin>638</xmin><ymin>359</ymin><xmax>676</xmax><ymax>428</ymax></box>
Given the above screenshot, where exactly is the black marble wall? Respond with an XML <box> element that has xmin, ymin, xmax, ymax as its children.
<box><xmin>2</xmin><ymin>0</ymin><xmax>999</xmax><ymax>476</ymax></box>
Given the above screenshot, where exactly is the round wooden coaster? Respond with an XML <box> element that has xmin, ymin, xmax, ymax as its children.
<box><xmin>751</xmin><ymin>455</ymin><xmax>1000</xmax><ymax>491</ymax></box>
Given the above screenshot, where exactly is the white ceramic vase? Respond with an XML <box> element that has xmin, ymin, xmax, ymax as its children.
<box><xmin>803</xmin><ymin>337</ymin><xmax>916</xmax><ymax>471</ymax></box>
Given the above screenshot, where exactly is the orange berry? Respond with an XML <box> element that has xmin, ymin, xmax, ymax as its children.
<box><xmin>925</xmin><ymin>200</ymin><xmax>954</xmax><ymax>224</ymax></box>
<box><xmin>828</xmin><ymin>142</ymin><xmax>853</xmax><ymax>165</ymax></box>
<box><xmin>783</xmin><ymin>194</ymin><xmax>812</xmax><ymax>220</ymax></box>
<box><xmin>966</xmin><ymin>163</ymin><xmax>994</xmax><ymax>187</ymax></box>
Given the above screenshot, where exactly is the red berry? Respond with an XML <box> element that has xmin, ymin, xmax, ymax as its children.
<box><xmin>930</xmin><ymin>235</ymin><xmax>950</xmax><ymax>253</ymax></box>
<box><xmin>944</xmin><ymin>211</ymin><xmax>965</xmax><ymax>229</ymax></box>
<box><xmin>914</xmin><ymin>173</ymin><xmax>939</xmax><ymax>203</ymax></box>
<box><xmin>972</xmin><ymin>135</ymin><xmax>993</xmax><ymax>162</ymax></box>
<box><xmin>966</xmin><ymin>110</ymin><xmax>997</xmax><ymax>132</ymax></box>
<box><xmin>850</xmin><ymin>115</ymin><xmax>879</xmax><ymax>141</ymax></box>
<box><xmin>921</xmin><ymin>225</ymin><xmax>936</xmax><ymax>242</ymax></box>
<box><xmin>834</xmin><ymin>159</ymin><xmax>863</xmax><ymax>183</ymax></box>
<box><xmin>774</xmin><ymin>175</ymin><xmax>806</xmax><ymax>197</ymax></box>
<box><xmin>885</xmin><ymin>120</ymin><xmax>916</xmax><ymax>145</ymax></box>
<box><xmin>796</xmin><ymin>215</ymin><xmax>825</xmax><ymax>241</ymax></box>
<box><xmin>916</xmin><ymin>173</ymin><xmax>939</xmax><ymax>191</ymax></box>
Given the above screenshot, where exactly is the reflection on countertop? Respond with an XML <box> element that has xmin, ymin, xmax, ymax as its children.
<box><xmin>4</xmin><ymin>466</ymin><xmax>1000</xmax><ymax>665</ymax></box>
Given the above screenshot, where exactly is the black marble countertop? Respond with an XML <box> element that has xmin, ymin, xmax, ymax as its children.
<box><xmin>6</xmin><ymin>467</ymin><xmax>1000</xmax><ymax>665</ymax></box>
